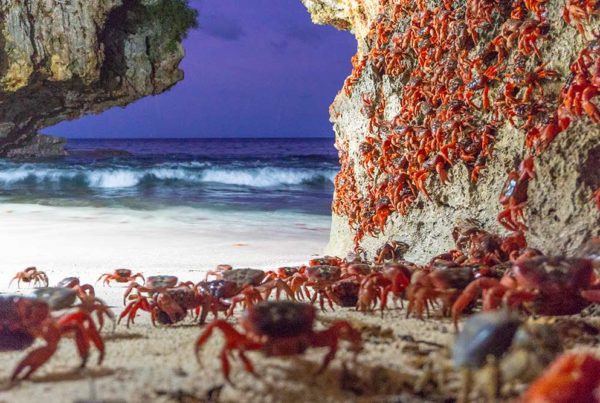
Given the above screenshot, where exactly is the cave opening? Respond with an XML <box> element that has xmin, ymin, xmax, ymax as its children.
<box><xmin>21</xmin><ymin>0</ymin><xmax>356</xmax><ymax>222</ymax></box>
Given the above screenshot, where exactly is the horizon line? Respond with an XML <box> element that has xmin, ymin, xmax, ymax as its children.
<box><xmin>64</xmin><ymin>136</ymin><xmax>335</xmax><ymax>140</ymax></box>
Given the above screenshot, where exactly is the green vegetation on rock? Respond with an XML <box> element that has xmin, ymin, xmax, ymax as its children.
<box><xmin>142</xmin><ymin>0</ymin><xmax>198</xmax><ymax>53</ymax></box>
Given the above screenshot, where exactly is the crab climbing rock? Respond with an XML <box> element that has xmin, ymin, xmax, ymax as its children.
<box><xmin>195</xmin><ymin>301</ymin><xmax>362</xmax><ymax>382</ymax></box>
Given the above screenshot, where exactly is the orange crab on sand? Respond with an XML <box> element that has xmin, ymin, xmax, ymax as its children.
<box><xmin>119</xmin><ymin>285</ymin><xmax>212</xmax><ymax>327</ymax></box>
<box><xmin>195</xmin><ymin>301</ymin><xmax>362</xmax><ymax>382</ymax></box>
<box><xmin>9</xmin><ymin>267</ymin><xmax>49</xmax><ymax>289</ymax></box>
<box><xmin>97</xmin><ymin>268</ymin><xmax>145</xmax><ymax>286</ymax></box>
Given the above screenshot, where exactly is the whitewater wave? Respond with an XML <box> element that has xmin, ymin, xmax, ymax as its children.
<box><xmin>0</xmin><ymin>164</ymin><xmax>336</xmax><ymax>189</ymax></box>
<box><xmin>201</xmin><ymin>167</ymin><xmax>335</xmax><ymax>187</ymax></box>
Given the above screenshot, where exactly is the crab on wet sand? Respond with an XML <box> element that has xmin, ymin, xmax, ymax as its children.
<box><xmin>0</xmin><ymin>295</ymin><xmax>104</xmax><ymax>381</ymax></box>
<box><xmin>195</xmin><ymin>301</ymin><xmax>362</xmax><ymax>382</ymax></box>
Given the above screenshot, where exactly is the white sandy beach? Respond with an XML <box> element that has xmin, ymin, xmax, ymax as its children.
<box><xmin>0</xmin><ymin>203</ymin><xmax>331</xmax><ymax>279</ymax></box>
<box><xmin>1</xmin><ymin>204</ymin><xmax>599</xmax><ymax>403</ymax></box>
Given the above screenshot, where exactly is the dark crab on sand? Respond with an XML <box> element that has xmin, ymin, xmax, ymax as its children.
<box><xmin>0</xmin><ymin>294</ymin><xmax>105</xmax><ymax>381</ymax></box>
<box><xmin>195</xmin><ymin>301</ymin><xmax>362</xmax><ymax>382</ymax></box>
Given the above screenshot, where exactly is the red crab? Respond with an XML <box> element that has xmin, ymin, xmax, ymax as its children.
<box><xmin>452</xmin><ymin>218</ymin><xmax>485</xmax><ymax>251</ymax></box>
<box><xmin>341</xmin><ymin>262</ymin><xmax>373</xmax><ymax>279</ymax></box>
<box><xmin>197</xmin><ymin>279</ymin><xmax>253</xmax><ymax>318</ymax></box>
<box><xmin>1</xmin><ymin>295</ymin><xmax>104</xmax><ymax>381</ymax></box>
<box><xmin>288</xmin><ymin>265</ymin><xmax>342</xmax><ymax>310</ymax></box>
<box><xmin>203</xmin><ymin>264</ymin><xmax>233</xmax><ymax>280</ymax></box>
<box><xmin>35</xmin><ymin>286</ymin><xmax>115</xmax><ymax>331</ymax></box>
<box><xmin>451</xmin><ymin>219</ymin><xmax>521</xmax><ymax>265</ymax></box>
<box><xmin>330</xmin><ymin>279</ymin><xmax>361</xmax><ymax>307</ymax></box>
<box><xmin>309</xmin><ymin>256</ymin><xmax>343</xmax><ymax>267</ymax></box>
<box><xmin>119</xmin><ymin>285</ymin><xmax>212</xmax><ymax>327</ymax></box>
<box><xmin>577</xmin><ymin>236</ymin><xmax>600</xmax><ymax>270</ymax></box>
<box><xmin>407</xmin><ymin>264</ymin><xmax>479</xmax><ymax>319</ymax></box>
<box><xmin>497</xmin><ymin>157</ymin><xmax>535</xmax><ymax>231</ymax></box>
<box><xmin>357</xmin><ymin>263</ymin><xmax>413</xmax><ymax>312</ymax></box>
<box><xmin>523</xmin><ymin>353</ymin><xmax>600</xmax><ymax>402</ymax></box>
<box><xmin>452</xmin><ymin>255</ymin><xmax>600</xmax><ymax>326</ymax></box>
<box><xmin>57</xmin><ymin>277</ymin><xmax>96</xmax><ymax>298</ymax></box>
<box><xmin>374</xmin><ymin>241</ymin><xmax>410</xmax><ymax>264</ymax></box>
<box><xmin>97</xmin><ymin>268</ymin><xmax>144</xmax><ymax>286</ymax></box>
<box><xmin>195</xmin><ymin>301</ymin><xmax>362</xmax><ymax>382</ymax></box>
<box><xmin>9</xmin><ymin>267</ymin><xmax>49</xmax><ymax>288</ymax></box>
<box><xmin>209</xmin><ymin>268</ymin><xmax>295</xmax><ymax>309</ymax></box>
<box><xmin>265</xmin><ymin>266</ymin><xmax>302</xmax><ymax>280</ymax></box>
<box><xmin>123</xmin><ymin>275</ymin><xmax>180</xmax><ymax>304</ymax></box>
<box><xmin>563</xmin><ymin>0</ymin><xmax>599</xmax><ymax>35</ymax></box>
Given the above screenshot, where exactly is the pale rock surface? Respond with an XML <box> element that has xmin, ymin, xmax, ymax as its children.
<box><xmin>302</xmin><ymin>0</ymin><xmax>600</xmax><ymax>262</ymax></box>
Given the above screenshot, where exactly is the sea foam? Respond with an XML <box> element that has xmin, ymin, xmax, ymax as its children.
<box><xmin>0</xmin><ymin>163</ymin><xmax>336</xmax><ymax>189</ymax></box>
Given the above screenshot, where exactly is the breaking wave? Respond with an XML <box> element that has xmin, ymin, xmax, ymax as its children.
<box><xmin>0</xmin><ymin>163</ymin><xmax>336</xmax><ymax>189</ymax></box>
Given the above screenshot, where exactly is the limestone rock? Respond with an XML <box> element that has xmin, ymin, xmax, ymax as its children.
<box><xmin>5</xmin><ymin>134</ymin><xmax>67</xmax><ymax>159</ymax></box>
<box><xmin>301</xmin><ymin>0</ymin><xmax>600</xmax><ymax>261</ymax></box>
<box><xmin>0</xmin><ymin>0</ymin><xmax>197</xmax><ymax>156</ymax></box>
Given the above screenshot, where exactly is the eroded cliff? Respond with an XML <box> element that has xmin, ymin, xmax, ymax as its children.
<box><xmin>0</xmin><ymin>0</ymin><xmax>197</xmax><ymax>154</ymax></box>
<box><xmin>303</xmin><ymin>0</ymin><xmax>600</xmax><ymax>261</ymax></box>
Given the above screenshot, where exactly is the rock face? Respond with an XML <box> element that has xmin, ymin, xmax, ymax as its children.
<box><xmin>0</xmin><ymin>0</ymin><xmax>197</xmax><ymax>155</ymax></box>
<box><xmin>5</xmin><ymin>134</ymin><xmax>67</xmax><ymax>159</ymax></box>
<box><xmin>302</xmin><ymin>0</ymin><xmax>600</xmax><ymax>262</ymax></box>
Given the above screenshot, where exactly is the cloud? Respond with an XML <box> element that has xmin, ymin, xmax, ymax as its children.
<box><xmin>200</xmin><ymin>13</ymin><xmax>245</xmax><ymax>41</ymax></box>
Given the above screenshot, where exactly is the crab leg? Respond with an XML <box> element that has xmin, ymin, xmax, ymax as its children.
<box><xmin>195</xmin><ymin>320</ymin><xmax>262</xmax><ymax>382</ymax></box>
<box><xmin>58</xmin><ymin>311</ymin><xmax>105</xmax><ymax>365</ymax></box>
<box><xmin>311</xmin><ymin>321</ymin><xmax>362</xmax><ymax>374</ymax></box>
<box><xmin>11</xmin><ymin>321</ymin><xmax>60</xmax><ymax>381</ymax></box>
<box><xmin>8</xmin><ymin>275</ymin><xmax>19</xmax><ymax>288</ymax></box>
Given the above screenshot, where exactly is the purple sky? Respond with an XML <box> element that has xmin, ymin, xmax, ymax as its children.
<box><xmin>45</xmin><ymin>0</ymin><xmax>356</xmax><ymax>139</ymax></box>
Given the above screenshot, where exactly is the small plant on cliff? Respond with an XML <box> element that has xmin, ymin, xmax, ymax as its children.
<box><xmin>143</xmin><ymin>0</ymin><xmax>198</xmax><ymax>53</ymax></box>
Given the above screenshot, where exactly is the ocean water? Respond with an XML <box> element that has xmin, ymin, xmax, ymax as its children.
<box><xmin>0</xmin><ymin>138</ymin><xmax>338</xmax><ymax>216</ymax></box>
